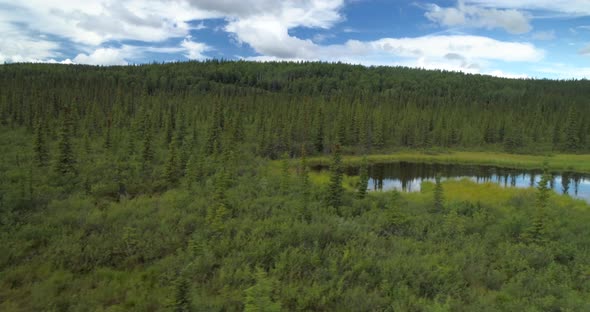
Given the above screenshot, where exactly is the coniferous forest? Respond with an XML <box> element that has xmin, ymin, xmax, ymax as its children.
<box><xmin>2</xmin><ymin>61</ymin><xmax>590</xmax><ymax>311</ymax></box>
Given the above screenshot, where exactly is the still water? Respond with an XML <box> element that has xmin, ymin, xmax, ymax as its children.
<box><xmin>315</xmin><ymin>162</ymin><xmax>590</xmax><ymax>203</ymax></box>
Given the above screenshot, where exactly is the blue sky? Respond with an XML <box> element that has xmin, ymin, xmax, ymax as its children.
<box><xmin>1</xmin><ymin>0</ymin><xmax>590</xmax><ymax>79</ymax></box>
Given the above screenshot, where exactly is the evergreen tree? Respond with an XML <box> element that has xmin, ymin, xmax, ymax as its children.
<box><xmin>373</xmin><ymin>120</ymin><xmax>384</xmax><ymax>150</ymax></box>
<box><xmin>173</xmin><ymin>276</ymin><xmax>192</xmax><ymax>312</ymax></box>
<box><xmin>164</xmin><ymin>137</ymin><xmax>180</xmax><ymax>185</ymax></box>
<box><xmin>103</xmin><ymin>121</ymin><xmax>112</xmax><ymax>150</ymax></box>
<box><xmin>327</xmin><ymin>144</ymin><xmax>344</xmax><ymax>209</ymax></box>
<box><xmin>357</xmin><ymin>156</ymin><xmax>369</xmax><ymax>199</ymax></box>
<box><xmin>523</xmin><ymin>166</ymin><xmax>551</xmax><ymax>245</ymax></box>
<box><xmin>206</xmin><ymin>167</ymin><xmax>230</xmax><ymax>234</ymax></box>
<box><xmin>205</xmin><ymin>102</ymin><xmax>224</xmax><ymax>156</ymax></box>
<box><xmin>564</xmin><ymin>107</ymin><xmax>580</xmax><ymax>152</ymax></box>
<box><xmin>53</xmin><ymin>105</ymin><xmax>77</xmax><ymax>181</ymax></box>
<box><xmin>185</xmin><ymin>153</ymin><xmax>204</xmax><ymax>189</ymax></box>
<box><xmin>141</xmin><ymin>120</ymin><xmax>154</xmax><ymax>172</ymax></box>
<box><xmin>244</xmin><ymin>268</ymin><xmax>281</xmax><ymax>312</ymax></box>
<box><xmin>433</xmin><ymin>174</ymin><xmax>444</xmax><ymax>212</ymax></box>
<box><xmin>313</xmin><ymin>108</ymin><xmax>324</xmax><ymax>153</ymax></box>
<box><xmin>33</xmin><ymin>117</ymin><xmax>49</xmax><ymax>167</ymax></box>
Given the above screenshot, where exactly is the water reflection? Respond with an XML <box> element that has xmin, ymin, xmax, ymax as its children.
<box><xmin>316</xmin><ymin>162</ymin><xmax>590</xmax><ymax>203</ymax></box>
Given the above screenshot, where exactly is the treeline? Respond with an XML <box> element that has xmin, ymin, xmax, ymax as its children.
<box><xmin>2</xmin><ymin>61</ymin><xmax>590</xmax><ymax>311</ymax></box>
<box><xmin>1</xmin><ymin>61</ymin><xmax>589</xmax><ymax>160</ymax></box>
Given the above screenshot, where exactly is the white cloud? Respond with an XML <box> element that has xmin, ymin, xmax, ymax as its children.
<box><xmin>535</xmin><ymin>63</ymin><xmax>590</xmax><ymax>79</ymax></box>
<box><xmin>0</xmin><ymin>0</ymin><xmax>553</xmax><ymax>79</ymax></box>
<box><xmin>0</xmin><ymin>20</ymin><xmax>61</xmax><ymax>63</ymax></box>
<box><xmin>181</xmin><ymin>37</ymin><xmax>210</xmax><ymax>60</ymax></box>
<box><xmin>425</xmin><ymin>2</ymin><xmax>532</xmax><ymax>34</ymax></box>
<box><xmin>73</xmin><ymin>48</ymin><xmax>129</xmax><ymax>66</ymax></box>
<box><xmin>464</xmin><ymin>0</ymin><xmax>590</xmax><ymax>16</ymax></box>
<box><xmin>241</xmin><ymin>35</ymin><xmax>542</xmax><ymax>79</ymax></box>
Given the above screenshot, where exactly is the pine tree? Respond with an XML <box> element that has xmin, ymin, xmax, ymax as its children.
<box><xmin>53</xmin><ymin>105</ymin><xmax>77</xmax><ymax>180</ymax></box>
<box><xmin>206</xmin><ymin>168</ymin><xmax>230</xmax><ymax>234</ymax></box>
<box><xmin>433</xmin><ymin>174</ymin><xmax>444</xmax><ymax>212</ymax></box>
<box><xmin>205</xmin><ymin>102</ymin><xmax>224</xmax><ymax>156</ymax></box>
<box><xmin>33</xmin><ymin>117</ymin><xmax>49</xmax><ymax>167</ymax></box>
<box><xmin>185</xmin><ymin>153</ymin><xmax>204</xmax><ymax>189</ymax></box>
<box><xmin>327</xmin><ymin>144</ymin><xmax>344</xmax><ymax>209</ymax></box>
<box><xmin>313</xmin><ymin>108</ymin><xmax>324</xmax><ymax>153</ymax></box>
<box><xmin>523</xmin><ymin>166</ymin><xmax>551</xmax><ymax>245</ymax></box>
<box><xmin>564</xmin><ymin>107</ymin><xmax>580</xmax><ymax>152</ymax></box>
<box><xmin>373</xmin><ymin>120</ymin><xmax>384</xmax><ymax>150</ymax></box>
<box><xmin>164</xmin><ymin>137</ymin><xmax>180</xmax><ymax>185</ymax></box>
<box><xmin>141</xmin><ymin>122</ymin><xmax>154</xmax><ymax>171</ymax></box>
<box><xmin>244</xmin><ymin>268</ymin><xmax>281</xmax><ymax>312</ymax></box>
<box><xmin>103</xmin><ymin>121</ymin><xmax>112</xmax><ymax>150</ymax></box>
<box><xmin>357</xmin><ymin>156</ymin><xmax>369</xmax><ymax>199</ymax></box>
<box><xmin>173</xmin><ymin>276</ymin><xmax>192</xmax><ymax>312</ymax></box>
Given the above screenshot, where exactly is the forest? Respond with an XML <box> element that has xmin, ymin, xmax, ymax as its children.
<box><xmin>1</xmin><ymin>61</ymin><xmax>590</xmax><ymax>311</ymax></box>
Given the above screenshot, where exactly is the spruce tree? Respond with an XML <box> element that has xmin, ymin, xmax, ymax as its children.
<box><xmin>164</xmin><ymin>137</ymin><xmax>180</xmax><ymax>185</ymax></box>
<box><xmin>433</xmin><ymin>174</ymin><xmax>444</xmax><ymax>212</ymax></box>
<box><xmin>327</xmin><ymin>144</ymin><xmax>344</xmax><ymax>209</ymax></box>
<box><xmin>564</xmin><ymin>107</ymin><xmax>580</xmax><ymax>152</ymax></box>
<box><xmin>313</xmin><ymin>108</ymin><xmax>324</xmax><ymax>153</ymax></box>
<box><xmin>173</xmin><ymin>276</ymin><xmax>192</xmax><ymax>312</ymax></box>
<box><xmin>357</xmin><ymin>156</ymin><xmax>369</xmax><ymax>199</ymax></box>
<box><xmin>373</xmin><ymin>121</ymin><xmax>384</xmax><ymax>150</ymax></box>
<box><xmin>244</xmin><ymin>268</ymin><xmax>281</xmax><ymax>312</ymax></box>
<box><xmin>141</xmin><ymin>122</ymin><xmax>154</xmax><ymax>172</ymax></box>
<box><xmin>206</xmin><ymin>165</ymin><xmax>231</xmax><ymax>234</ymax></box>
<box><xmin>33</xmin><ymin>117</ymin><xmax>49</xmax><ymax>167</ymax></box>
<box><xmin>53</xmin><ymin>105</ymin><xmax>77</xmax><ymax>181</ymax></box>
<box><xmin>522</xmin><ymin>168</ymin><xmax>551</xmax><ymax>245</ymax></box>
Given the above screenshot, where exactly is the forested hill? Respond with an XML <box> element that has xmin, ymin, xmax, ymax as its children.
<box><xmin>3</xmin><ymin>62</ymin><xmax>590</xmax><ymax>311</ymax></box>
<box><xmin>1</xmin><ymin>61</ymin><xmax>589</xmax><ymax>156</ymax></box>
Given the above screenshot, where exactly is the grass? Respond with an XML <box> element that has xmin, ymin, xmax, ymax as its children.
<box><xmin>306</xmin><ymin>151</ymin><xmax>590</xmax><ymax>173</ymax></box>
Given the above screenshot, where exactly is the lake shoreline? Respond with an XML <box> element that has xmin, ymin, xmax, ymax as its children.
<box><xmin>305</xmin><ymin>151</ymin><xmax>590</xmax><ymax>174</ymax></box>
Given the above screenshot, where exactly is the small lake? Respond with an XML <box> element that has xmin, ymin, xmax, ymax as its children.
<box><xmin>313</xmin><ymin>162</ymin><xmax>590</xmax><ymax>203</ymax></box>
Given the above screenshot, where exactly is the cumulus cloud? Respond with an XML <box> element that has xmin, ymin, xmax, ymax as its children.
<box><xmin>73</xmin><ymin>48</ymin><xmax>129</xmax><ymax>66</ymax></box>
<box><xmin>181</xmin><ymin>37</ymin><xmax>210</xmax><ymax>60</ymax></box>
<box><xmin>425</xmin><ymin>1</ymin><xmax>532</xmax><ymax>34</ymax></box>
<box><xmin>0</xmin><ymin>0</ymin><xmax>545</xmax><ymax>78</ymax></box>
<box><xmin>0</xmin><ymin>21</ymin><xmax>61</xmax><ymax>63</ymax></box>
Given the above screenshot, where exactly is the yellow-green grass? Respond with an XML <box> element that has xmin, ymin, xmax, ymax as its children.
<box><xmin>388</xmin><ymin>178</ymin><xmax>589</xmax><ymax>210</ymax></box>
<box><xmin>306</xmin><ymin>151</ymin><xmax>590</xmax><ymax>173</ymax></box>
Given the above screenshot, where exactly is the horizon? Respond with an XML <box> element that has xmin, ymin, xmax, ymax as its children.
<box><xmin>1</xmin><ymin>1</ymin><xmax>590</xmax><ymax>79</ymax></box>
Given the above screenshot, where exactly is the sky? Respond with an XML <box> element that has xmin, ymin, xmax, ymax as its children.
<box><xmin>1</xmin><ymin>0</ymin><xmax>590</xmax><ymax>79</ymax></box>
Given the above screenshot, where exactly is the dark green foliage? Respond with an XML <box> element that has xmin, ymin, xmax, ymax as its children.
<box><xmin>164</xmin><ymin>137</ymin><xmax>180</xmax><ymax>185</ymax></box>
<box><xmin>434</xmin><ymin>174</ymin><xmax>444</xmax><ymax>212</ymax></box>
<box><xmin>32</xmin><ymin>118</ymin><xmax>49</xmax><ymax>167</ymax></box>
<box><xmin>244</xmin><ymin>268</ymin><xmax>281</xmax><ymax>312</ymax></box>
<box><xmin>564</xmin><ymin>107</ymin><xmax>580</xmax><ymax>152</ymax></box>
<box><xmin>280</xmin><ymin>153</ymin><xmax>290</xmax><ymax>194</ymax></box>
<box><xmin>174</xmin><ymin>276</ymin><xmax>192</xmax><ymax>312</ymax></box>
<box><xmin>523</xmin><ymin>168</ymin><xmax>552</xmax><ymax>245</ymax></box>
<box><xmin>1</xmin><ymin>61</ymin><xmax>590</xmax><ymax>311</ymax></box>
<box><xmin>53</xmin><ymin>105</ymin><xmax>77</xmax><ymax>184</ymax></box>
<box><xmin>357</xmin><ymin>156</ymin><xmax>369</xmax><ymax>199</ymax></box>
<box><xmin>327</xmin><ymin>144</ymin><xmax>343</xmax><ymax>209</ymax></box>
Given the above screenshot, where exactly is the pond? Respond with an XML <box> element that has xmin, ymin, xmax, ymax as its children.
<box><xmin>312</xmin><ymin>162</ymin><xmax>590</xmax><ymax>203</ymax></box>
